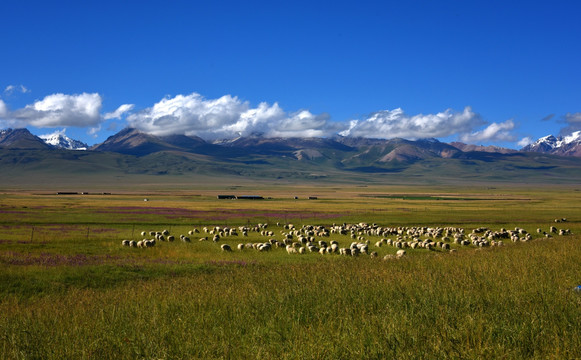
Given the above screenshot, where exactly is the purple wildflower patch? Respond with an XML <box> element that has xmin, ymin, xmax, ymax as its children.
<box><xmin>0</xmin><ymin>251</ymin><xmax>192</xmax><ymax>267</ymax></box>
<box><xmin>0</xmin><ymin>252</ymin><xmax>123</xmax><ymax>267</ymax></box>
<box><xmin>95</xmin><ymin>206</ymin><xmax>349</xmax><ymax>221</ymax></box>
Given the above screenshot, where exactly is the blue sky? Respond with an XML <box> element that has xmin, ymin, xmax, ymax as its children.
<box><xmin>1</xmin><ymin>0</ymin><xmax>580</xmax><ymax>148</ymax></box>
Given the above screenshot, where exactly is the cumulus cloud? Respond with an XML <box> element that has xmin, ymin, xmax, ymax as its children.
<box><xmin>127</xmin><ymin>93</ymin><xmax>334</xmax><ymax>139</ymax></box>
<box><xmin>339</xmin><ymin>107</ymin><xmax>484</xmax><ymax>139</ymax></box>
<box><xmin>559</xmin><ymin>112</ymin><xmax>581</xmax><ymax>136</ymax></box>
<box><xmin>0</xmin><ymin>99</ymin><xmax>7</xmax><ymax>117</ymax></box>
<box><xmin>0</xmin><ymin>89</ymin><xmax>528</xmax><ymax>146</ymax></box>
<box><xmin>104</xmin><ymin>104</ymin><xmax>135</xmax><ymax>120</ymax></box>
<box><xmin>4</xmin><ymin>85</ymin><xmax>30</xmax><ymax>95</ymax></box>
<box><xmin>5</xmin><ymin>93</ymin><xmax>103</xmax><ymax>128</ymax></box>
<box><xmin>88</xmin><ymin>125</ymin><xmax>101</xmax><ymax>138</ymax></box>
<box><xmin>39</xmin><ymin>128</ymin><xmax>67</xmax><ymax>138</ymax></box>
<box><xmin>517</xmin><ymin>137</ymin><xmax>534</xmax><ymax>147</ymax></box>
<box><xmin>459</xmin><ymin>120</ymin><xmax>516</xmax><ymax>144</ymax></box>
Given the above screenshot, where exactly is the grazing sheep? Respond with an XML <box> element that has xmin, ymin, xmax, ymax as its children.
<box><xmin>237</xmin><ymin>243</ymin><xmax>245</xmax><ymax>251</ymax></box>
<box><xmin>129</xmin><ymin>240</ymin><xmax>137</xmax><ymax>247</ymax></box>
<box><xmin>396</xmin><ymin>249</ymin><xmax>406</xmax><ymax>258</ymax></box>
<box><xmin>221</xmin><ymin>244</ymin><xmax>232</xmax><ymax>252</ymax></box>
<box><xmin>340</xmin><ymin>248</ymin><xmax>351</xmax><ymax>256</ymax></box>
<box><xmin>330</xmin><ymin>243</ymin><xmax>339</xmax><ymax>253</ymax></box>
<box><xmin>122</xmin><ymin>240</ymin><xmax>130</xmax><ymax>246</ymax></box>
<box><xmin>259</xmin><ymin>243</ymin><xmax>272</xmax><ymax>252</ymax></box>
<box><xmin>370</xmin><ymin>251</ymin><xmax>378</xmax><ymax>258</ymax></box>
<box><xmin>167</xmin><ymin>235</ymin><xmax>175</xmax><ymax>242</ymax></box>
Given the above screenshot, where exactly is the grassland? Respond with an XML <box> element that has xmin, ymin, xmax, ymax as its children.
<box><xmin>1</xmin><ymin>183</ymin><xmax>581</xmax><ymax>359</ymax></box>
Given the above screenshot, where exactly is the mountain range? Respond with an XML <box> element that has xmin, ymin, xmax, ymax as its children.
<box><xmin>2</xmin><ymin>127</ymin><xmax>580</xmax><ymax>157</ymax></box>
<box><xmin>2</xmin><ymin>127</ymin><xmax>581</xmax><ymax>185</ymax></box>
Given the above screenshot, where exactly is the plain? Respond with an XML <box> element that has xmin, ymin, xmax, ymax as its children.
<box><xmin>1</xmin><ymin>183</ymin><xmax>580</xmax><ymax>359</ymax></box>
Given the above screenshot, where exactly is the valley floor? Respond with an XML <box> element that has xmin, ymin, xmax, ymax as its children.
<box><xmin>1</xmin><ymin>184</ymin><xmax>580</xmax><ymax>359</ymax></box>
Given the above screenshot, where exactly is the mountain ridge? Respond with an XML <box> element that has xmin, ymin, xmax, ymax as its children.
<box><xmin>2</xmin><ymin>127</ymin><xmax>581</xmax><ymax>185</ymax></box>
<box><xmin>3</xmin><ymin>127</ymin><xmax>581</xmax><ymax>158</ymax></box>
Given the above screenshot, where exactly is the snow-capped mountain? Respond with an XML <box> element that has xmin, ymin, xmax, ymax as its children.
<box><xmin>521</xmin><ymin>131</ymin><xmax>581</xmax><ymax>156</ymax></box>
<box><xmin>39</xmin><ymin>132</ymin><xmax>88</xmax><ymax>150</ymax></box>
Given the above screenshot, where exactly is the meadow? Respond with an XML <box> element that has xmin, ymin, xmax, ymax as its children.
<box><xmin>1</xmin><ymin>183</ymin><xmax>581</xmax><ymax>359</ymax></box>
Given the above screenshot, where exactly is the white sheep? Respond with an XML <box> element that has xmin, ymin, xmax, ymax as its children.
<box><xmin>286</xmin><ymin>245</ymin><xmax>297</xmax><ymax>254</ymax></box>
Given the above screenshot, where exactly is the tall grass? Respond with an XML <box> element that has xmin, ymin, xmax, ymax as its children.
<box><xmin>1</xmin><ymin>187</ymin><xmax>580</xmax><ymax>359</ymax></box>
<box><xmin>2</xmin><ymin>238</ymin><xmax>581</xmax><ymax>359</ymax></box>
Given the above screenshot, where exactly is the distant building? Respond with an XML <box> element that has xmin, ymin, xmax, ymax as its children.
<box><xmin>237</xmin><ymin>195</ymin><xmax>264</xmax><ymax>200</ymax></box>
<box><xmin>308</xmin><ymin>196</ymin><xmax>318</xmax><ymax>200</ymax></box>
<box><xmin>217</xmin><ymin>195</ymin><xmax>236</xmax><ymax>199</ymax></box>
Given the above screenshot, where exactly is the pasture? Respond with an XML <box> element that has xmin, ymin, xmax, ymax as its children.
<box><xmin>1</xmin><ymin>184</ymin><xmax>581</xmax><ymax>359</ymax></box>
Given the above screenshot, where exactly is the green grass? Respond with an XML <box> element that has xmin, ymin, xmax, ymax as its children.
<box><xmin>1</xmin><ymin>186</ymin><xmax>581</xmax><ymax>359</ymax></box>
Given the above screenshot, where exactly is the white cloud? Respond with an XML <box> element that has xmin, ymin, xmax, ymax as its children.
<box><xmin>517</xmin><ymin>136</ymin><xmax>534</xmax><ymax>147</ymax></box>
<box><xmin>0</xmin><ymin>89</ymin><xmax>529</xmax><ymax>146</ymax></box>
<box><xmin>127</xmin><ymin>93</ymin><xmax>334</xmax><ymax>139</ymax></box>
<box><xmin>0</xmin><ymin>99</ymin><xmax>7</xmax><ymax>117</ymax></box>
<box><xmin>39</xmin><ymin>128</ymin><xmax>67</xmax><ymax>138</ymax></box>
<box><xmin>4</xmin><ymin>85</ymin><xmax>30</xmax><ymax>95</ymax></box>
<box><xmin>88</xmin><ymin>125</ymin><xmax>101</xmax><ymax>138</ymax></box>
<box><xmin>9</xmin><ymin>93</ymin><xmax>102</xmax><ymax>128</ymax></box>
<box><xmin>104</xmin><ymin>104</ymin><xmax>135</xmax><ymax>120</ymax></box>
<box><xmin>339</xmin><ymin>106</ymin><xmax>484</xmax><ymax>139</ymax></box>
<box><xmin>459</xmin><ymin>120</ymin><xmax>516</xmax><ymax>144</ymax></box>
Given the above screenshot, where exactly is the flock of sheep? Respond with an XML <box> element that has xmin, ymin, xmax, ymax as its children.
<box><xmin>121</xmin><ymin>220</ymin><xmax>573</xmax><ymax>260</ymax></box>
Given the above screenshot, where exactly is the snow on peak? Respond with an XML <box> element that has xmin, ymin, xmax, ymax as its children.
<box><xmin>562</xmin><ymin>131</ymin><xmax>581</xmax><ymax>145</ymax></box>
<box><xmin>39</xmin><ymin>130</ymin><xmax>88</xmax><ymax>150</ymax></box>
<box><xmin>532</xmin><ymin>135</ymin><xmax>559</xmax><ymax>149</ymax></box>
